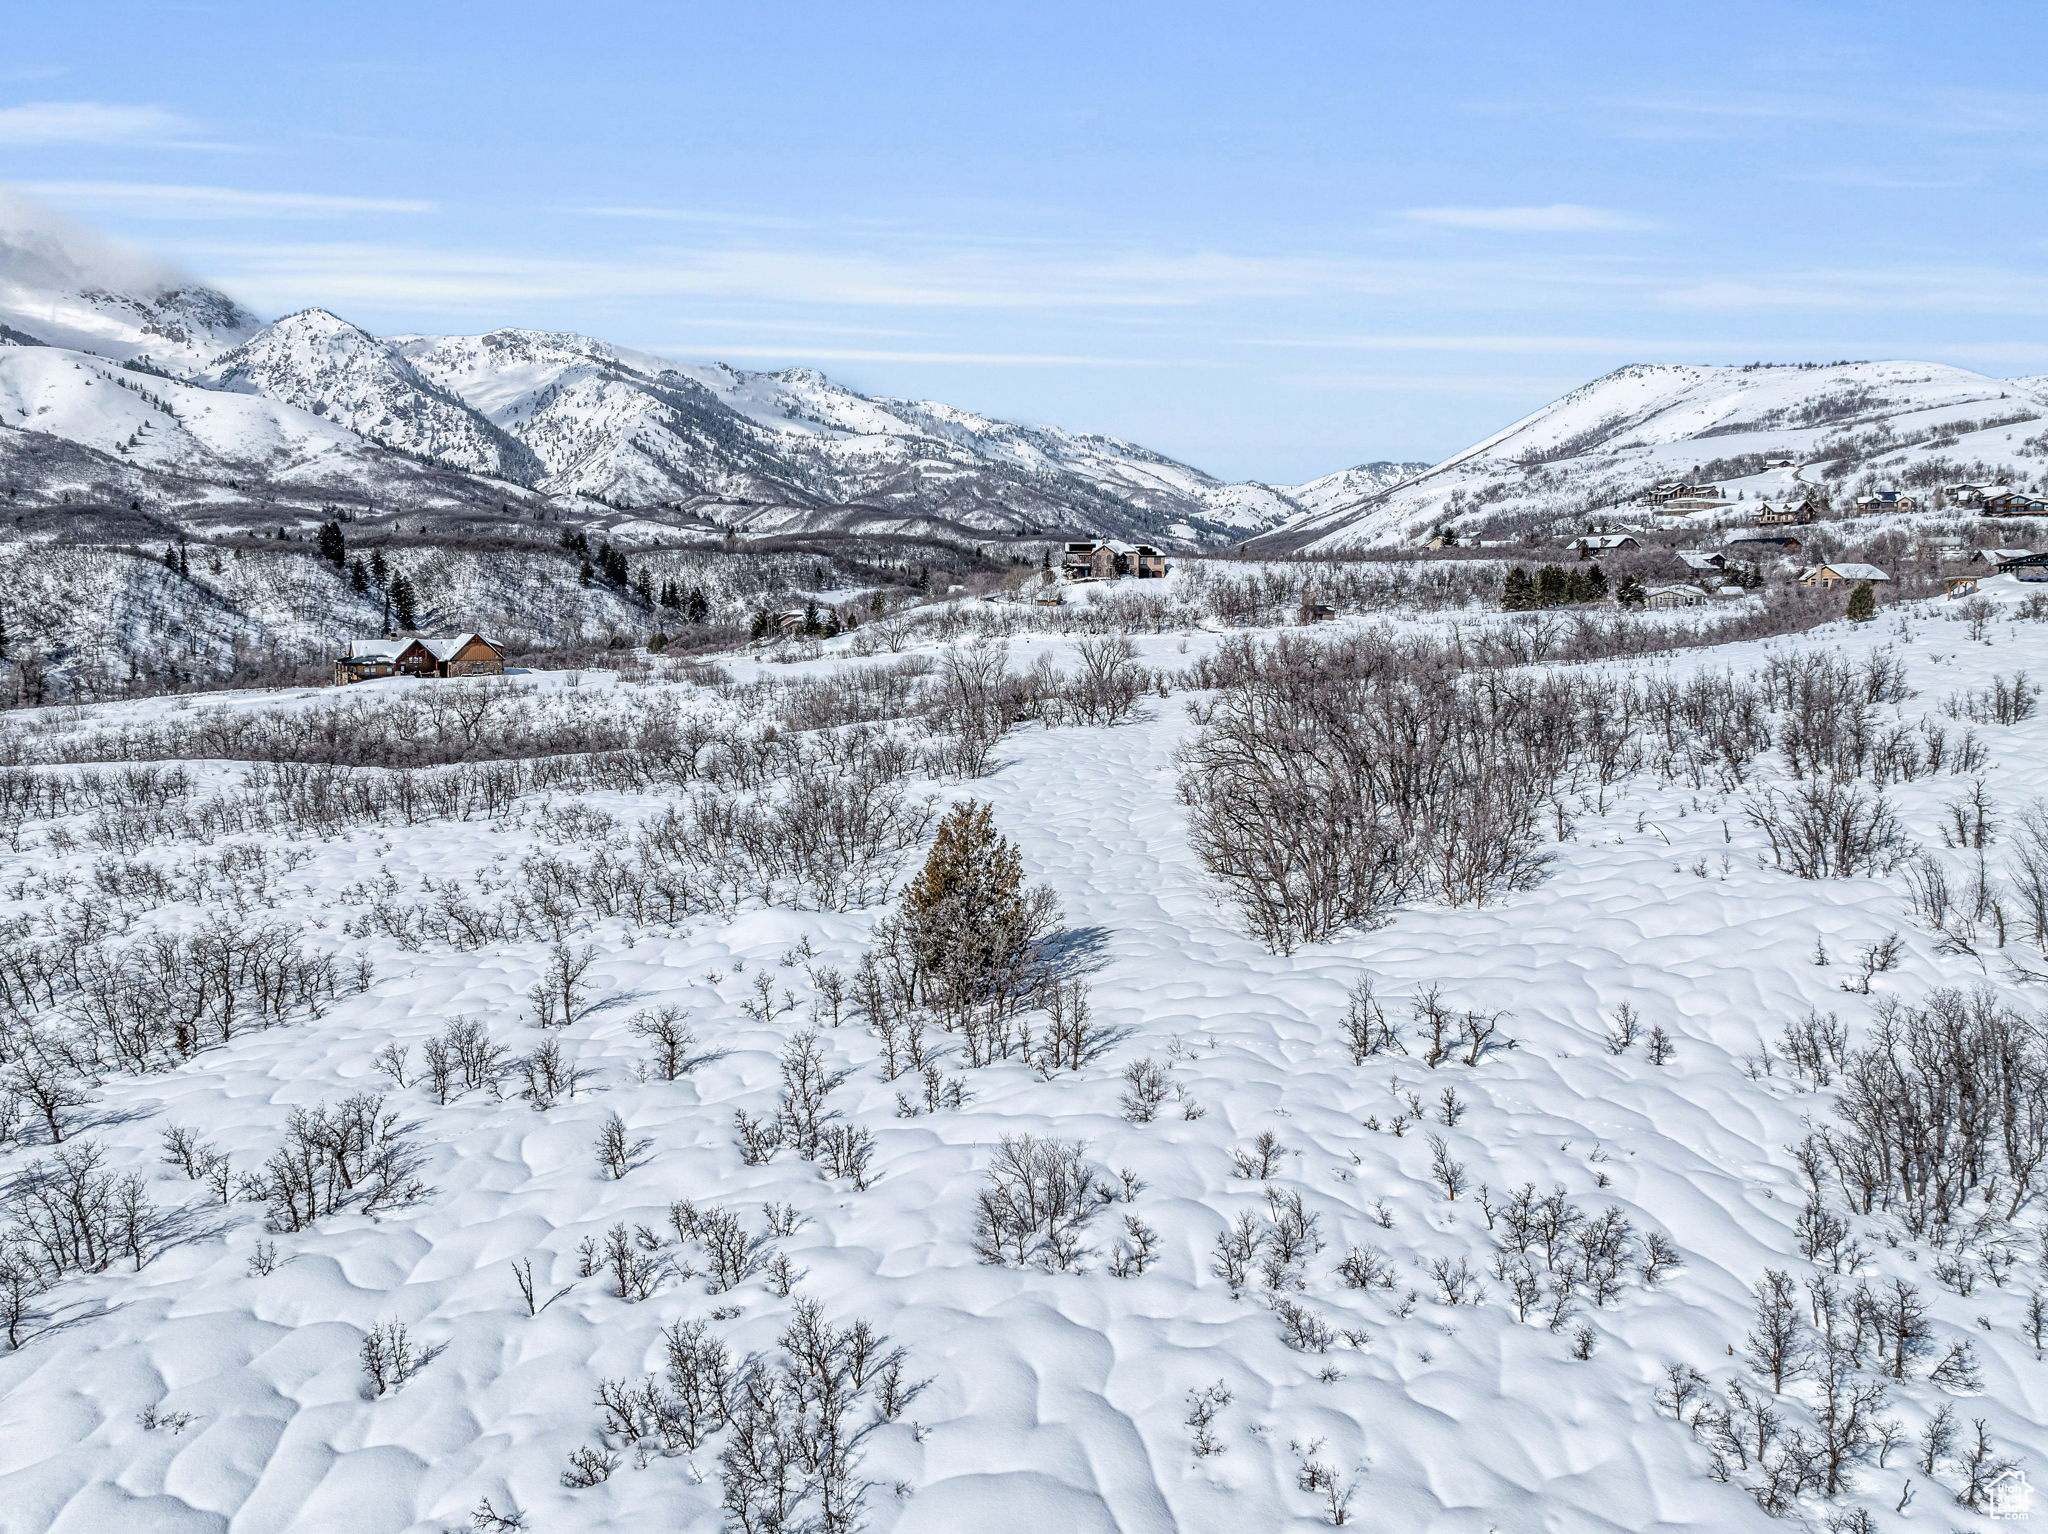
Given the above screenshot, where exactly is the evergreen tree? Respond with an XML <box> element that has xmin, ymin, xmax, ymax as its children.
<box><xmin>1535</xmin><ymin>564</ymin><xmax>1570</xmax><ymax>607</ymax></box>
<box><xmin>750</xmin><ymin>610</ymin><xmax>771</xmax><ymax>640</ymax></box>
<box><xmin>686</xmin><ymin>587</ymin><xmax>710</xmax><ymax>624</ymax></box>
<box><xmin>369</xmin><ymin>547</ymin><xmax>388</xmax><ymax>588</ymax></box>
<box><xmin>578</xmin><ymin>558</ymin><xmax>594</xmax><ymax>587</ymax></box>
<box><xmin>163</xmin><ymin>544</ymin><xmax>181</xmax><ymax>575</ymax></box>
<box><xmin>389</xmin><ymin>574</ymin><xmax>419</xmax><ymax>631</ymax></box>
<box><xmin>634</xmin><ymin>569</ymin><xmax>654</xmax><ymax>607</ymax></box>
<box><xmin>1616</xmin><ymin>574</ymin><xmax>1647</xmax><ymax>609</ymax></box>
<box><xmin>1846</xmin><ymin>580</ymin><xmax>1877</xmax><ymax>623</ymax></box>
<box><xmin>1564</xmin><ymin>567</ymin><xmax>1593</xmax><ymax>603</ymax></box>
<box><xmin>885</xmin><ymin>800</ymin><xmax>1057</xmax><ymax>1016</ymax></box>
<box><xmin>316</xmin><ymin>520</ymin><xmax>347</xmax><ymax>568</ymax></box>
<box><xmin>1585</xmin><ymin>563</ymin><xmax>1610</xmax><ymax>601</ymax></box>
<box><xmin>1501</xmin><ymin>567</ymin><xmax>1535</xmax><ymax>610</ymax></box>
<box><xmin>803</xmin><ymin>597</ymin><xmax>822</xmax><ymax>636</ymax></box>
<box><xmin>348</xmin><ymin>557</ymin><xmax>371</xmax><ymax>595</ymax></box>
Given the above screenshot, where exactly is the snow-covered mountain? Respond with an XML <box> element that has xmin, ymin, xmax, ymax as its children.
<box><xmin>0</xmin><ymin>190</ymin><xmax>259</xmax><ymax>374</ymax></box>
<box><xmin>1285</xmin><ymin>459</ymin><xmax>1433</xmax><ymax>518</ymax></box>
<box><xmin>1274</xmin><ymin>361</ymin><xmax>2048</xmax><ymax>551</ymax></box>
<box><xmin>204</xmin><ymin>310</ymin><xmax>543</xmax><ymax>483</ymax></box>
<box><xmin>0</xmin><ymin>196</ymin><xmax>1301</xmax><ymax>547</ymax></box>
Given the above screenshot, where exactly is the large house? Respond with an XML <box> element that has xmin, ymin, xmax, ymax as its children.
<box><xmin>1568</xmin><ymin>533</ymin><xmax>1640</xmax><ymax>556</ymax></box>
<box><xmin>1643</xmin><ymin>583</ymin><xmax>1708</xmax><ymax>610</ymax></box>
<box><xmin>1797</xmin><ymin>562</ymin><xmax>1889</xmax><ymax>588</ymax></box>
<box><xmin>1982</xmin><ymin>491</ymin><xmax>2048</xmax><ymax>518</ymax></box>
<box><xmin>1753</xmin><ymin>502</ymin><xmax>1813</xmax><ymax>526</ymax></box>
<box><xmin>1061</xmin><ymin>540</ymin><xmax>1168</xmax><ymax>579</ymax></box>
<box><xmin>1675</xmin><ymin>550</ymin><xmax>1727</xmax><ymax>576</ymax></box>
<box><xmin>334</xmin><ymin>632</ymin><xmax>506</xmax><ymax>685</ymax></box>
<box><xmin>1855</xmin><ymin>489</ymin><xmax>1918</xmax><ymax>514</ymax></box>
<box><xmin>1725</xmin><ymin>533</ymin><xmax>1805</xmax><ymax>556</ymax></box>
<box><xmin>1644</xmin><ymin>480</ymin><xmax>1717</xmax><ymax>505</ymax></box>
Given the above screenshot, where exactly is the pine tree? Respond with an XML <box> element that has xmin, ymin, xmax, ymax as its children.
<box><xmin>579</xmin><ymin>558</ymin><xmax>594</xmax><ymax>587</ymax></box>
<box><xmin>348</xmin><ymin>557</ymin><xmax>371</xmax><ymax>594</ymax></box>
<box><xmin>686</xmin><ymin>588</ymin><xmax>710</xmax><ymax>624</ymax></box>
<box><xmin>369</xmin><ymin>547</ymin><xmax>388</xmax><ymax>588</ymax></box>
<box><xmin>886</xmin><ymin>800</ymin><xmax>1058</xmax><ymax>1017</ymax></box>
<box><xmin>1585</xmin><ymin>563</ymin><xmax>1609</xmax><ymax>601</ymax></box>
<box><xmin>1616</xmin><ymin>574</ymin><xmax>1647</xmax><ymax>609</ymax></box>
<box><xmin>1535</xmin><ymin>565</ymin><xmax>1570</xmax><ymax>607</ymax></box>
<box><xmin>1846</xmin><ymin>580</ymin><xmax>1877</xmax><ymax>623</ymax></box>
<box><xmin>316</xmin><ymin>520</ymin><xmax>347</xmax><ymax>568</ymax></box>
<box><xmin>389</xmin><ymin>574</ymin><xmax>419</xmax><ymax>631</ymax></box>
<box><xmin>1564</xmin><ymin>567</ymin><xmax>1593</xmax><ymax>603</ymax></box>
<box><xmin>1501</xmin><ymin>567</ymin><xmax>1534</xmax><ymax>610</ymax></box>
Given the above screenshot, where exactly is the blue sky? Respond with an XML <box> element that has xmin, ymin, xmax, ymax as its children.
<box><xmin>5</xmin><ymin>0</ymin><xmax>2047</xmax><ymax>482</ymax></box>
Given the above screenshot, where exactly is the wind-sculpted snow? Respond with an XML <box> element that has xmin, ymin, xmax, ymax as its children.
<box><xmin>0</xmin><ymin>579</ymin><xmax>2045</xmax><ymax>1530</ymax></box>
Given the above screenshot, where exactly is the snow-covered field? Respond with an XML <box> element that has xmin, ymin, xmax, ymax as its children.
<box><xmin>1</xmin><ymin>578</ymin><xmax>2046</xmax><ymax>1533</ymax></box>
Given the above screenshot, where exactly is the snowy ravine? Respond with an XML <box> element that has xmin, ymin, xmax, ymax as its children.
<box><xmin>1</xmin><ymin>580</ymin><xmax>2046</xmax><ymax>1533</ymax></box>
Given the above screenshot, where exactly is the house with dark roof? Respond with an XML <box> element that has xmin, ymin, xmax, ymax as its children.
<box><xmin>1061</xmin><ymin>540</ymin><xmax>1168</xmax><ymax>579</ymax></box>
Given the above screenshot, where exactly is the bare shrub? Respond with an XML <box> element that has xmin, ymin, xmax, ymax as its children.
<box><xmin>972</xmin><ymin>1134</ymin><xmax>1110</xmax><ymax>1272</ymax></box>
<box><xmin>247</xmin><ymin>1094</ymin><xmax>431</xmax><ymax>1232</ymax></box>
<box><xmin>1744</xmin><ymin>779</ymin><xmax>1910</xmax><ymax>879</ymax></box>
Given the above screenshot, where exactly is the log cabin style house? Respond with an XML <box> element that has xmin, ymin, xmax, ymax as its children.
<box><xmin>334</xmin><ymin>633</ymin><xmax>506</xmax><ymax>685</ymax></box>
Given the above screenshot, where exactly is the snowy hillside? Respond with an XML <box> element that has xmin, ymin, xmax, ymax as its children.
<box><xmin>1278</xmin><ymin>362</ymin><xmax>2048</xmax><ymax>551</ymax></box>
<box><xmin>1285</xmin><ymin>460</ymin><xmax>1432</xmax><ymax>518</ymax></box>
<box><xmin>206</xmin><ymin>311</ymin><xmax>543</xmax><ymax>483</ymax></box>
<box><xmin>0</xmin><ymin>575</ymin><xmax>2046</xmax><ymax>1531</ymax></box>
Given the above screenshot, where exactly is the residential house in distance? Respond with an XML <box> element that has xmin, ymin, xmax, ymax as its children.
<box><xmin>1753</xmin><ymin>502</ymin><xmax>1812</xmax><ymax>526</ymax></box>
<box><xmin>1982</xmin><ymin>490</ymin><xmax>2048</xmax><ymax>518</ymax></box>
<box><xmin>1567</xmin><ymin>533</ymin><xmax>1640</xmax><ymax>556</ymax></box>
<box><xmin>1797</xmin><ymin>562</ymin><xmax>1890</xmax><ymax>589</ymax></box>
<box><xmin>1643</xmin><ymin>480</ymin><xmax>1716</xmax><ymax>505</ymax></box>
<box><xmin>1762</xmin><ymin>457</ymin><xmax>1797</xmax><ymax>471</ymax></box>
<box><xmin>1675</xmin><ymin>550</ymin><xmax>1727</xmax><ymax>578</ymax></box>
<box><xmin>1662</xmin><ymin>494</ymin><xmax>1733</xmax><ymax>515</ymax></box>
<box><xmin>1855</xmin><ymin>489</ymin><xmax>1918</xmax><ymax>514</ymax></box>
<box><xmin>1061</xmin><ymin>540</ymin><xmax>1168</xmax><ymax>579</ymax></box>
<box><xmin>1943</xmin><ymin>483</ymin><xmax>2003</xmax><ymax>509</ymax></box>
<box><xmin>1642</xmin><ymin>583</ymin><xmax>1707</xmax><ymax>610</ymax></box>
<box><xmin>1968</xmin><ymin>547</ymin><xmax>2034</xmax><ymax>568</ymax></box>
<box><xmin>1724</xmin><ymin>532</ymin><xmax>1805</xmax><ymax>557</ymax></box>
<box><xmin>334</xmin><ymin>633</ymin><xmax>506</xmax><ymax>685</ymax></box>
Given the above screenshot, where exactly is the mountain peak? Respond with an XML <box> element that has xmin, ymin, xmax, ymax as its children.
<box><xmin>0</xmin><ymin>188</ymin><xmax>260</xmax><ymax>372</ymax></box>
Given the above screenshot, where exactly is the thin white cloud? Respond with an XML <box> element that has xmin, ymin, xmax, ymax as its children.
<box><xmin>570</xmin><ymin>205</ymin><xmax>806</xmax><ymax>229</ymax></box>
<box><xmin>16</xmin><ymin>181</ymin><xmax>433</xmax><ymax>219</ymax></box>
<box><xmin>692</xmin><ymin>345</ymin><xmax>1190</xmax><ymax>367</ymax></box>
<box><xmin>1247</xmin><ymin>333</ymin><xmax>1648</xmax><ymax>353</ymax></box>
<box><xmin>1401</xmin><ymin>203</ymin><xmax>1654</xmax><ymax>232</ymax></box>
<box><xmin>1662</xmin><ymin>267</ymin><xmax>2048</xmax><ymax>316</ymax></box>
<box><xmin>185</xmin><ymin>239</ymin><xmax>1446</xmax><ymax>312</ymax></box>
<box><xmin>0</xmin><ymin>101</ymin><xmax>219</xmax><ymax>147</ymax></box>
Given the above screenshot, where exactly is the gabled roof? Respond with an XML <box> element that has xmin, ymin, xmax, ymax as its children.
<box><xmin>1979</xmin><ymin>548</ymin><xmax>2033</xmax><ymax>561</ymax></box>
<box><xmin>345</xmin><ymin>638</ymin><xmax>423</xmax><ymax>660</ymax></box>
<box><xmin>1804</xmin><ymin>562</ymin><xmax>1890</xmax><ymax>581</ymax></box>
<box><xmin>418</xmin><ymin>631</ymin><xmax>499</xmax><ymax>661</ymax></box>
<box><xmin>1571</xmin><ymin>533</ymin><xmax>1637</xmax><ymax>548</ymax></box>
<box><xmin>1676</xmin><ymin>551</ymin><xmax>1724</xmax><ymax>570</ymax></box>
<box><xmin>1644</xmin><ymin>583</ymin><xmax>1708</xmax><ymax>597</ymax></box>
